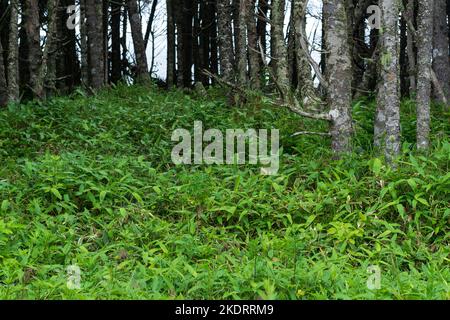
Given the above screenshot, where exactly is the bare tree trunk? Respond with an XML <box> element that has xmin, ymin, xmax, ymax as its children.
<box><xmin>26</xmin><ymin>0</ymin><xmax>43</xmax><ymax>98</ymax></box>
<box><xmin>111</xmin><ymin>0</ymin><xmax>122</xmax><ymax>83</ymax></box>
<box><xmin>378</xmin><ymin>0</ymin><xmax>401</xmax><ymax>162</ymax></box>
<box><xmin>86</xmin><ymin>0</ymin><xmax>105</xmax><ymax>90</ymax></box>
<box><xmin>0</xmin><ymin>39</ymin><xmax>8</xmax><ymax>107</ymax></box>
<box><xmin>166</xmin><ymin>0</ymin><xmax>176</xmax><ymax>87</ymax></box>
<box><xmin>247</xmin><ymin>0</ymin><xmax>260</xmax><ymax>88</ymax></box>
<box><xmin>293</xmin><ymin>0</ymin><xmax>314</xmax><ymax>98</ymax></box>
<box><xmin>127</xmin><ymin>0</ymin><xmax>151</xmax><ymax>84</ymax></box>
<box><xmin>405</xmin><ymin>0</ymin><xmax>416</xmax><ymax>93</ymax></box>
<box><xmin>7</xmin><ymin>0</ymin><xmax>20</xmax><ymax>103</ymax></box>
<box><xmin>324</xmin><ymin>0</ymin><xmax>353</xmax><ymax>154</ymax></box>
<box><xmin>416</xmin><ymin>0</ymin><xmax>434</xmax><ymax>150</ymax></box>
<box><xmin>217</xmin><ymin>0</ymin><xmax>234</xmax><ymax>81</ymax></box>
<box><xmin>271</xmin><ymin>0</ymin><xmax>289</xmax><ymax>94</ymax></box>
<box><xmin>432</xmin><ymin>0</ymin><xmax>450</xmax><ymax>105</ymax></box>
<box><xmin>38</xmin><ymin>0</ymin><xmax>59</xmax><ymax>97</ymax></box>
<box><xmin>80</xmin><ymin>0</ymin><xmax>89</xmax><ymax>85</ymax></box>
<box><xmin>236</xmin><ymin>0</ymin><xmax>248</xmax><ymax>84</ymax></box>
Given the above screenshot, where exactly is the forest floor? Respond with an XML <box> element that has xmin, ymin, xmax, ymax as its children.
<box><xmin>0</xmin><ymin>85</ymin><xmax>449</xmax><ymax>299</ymax></box>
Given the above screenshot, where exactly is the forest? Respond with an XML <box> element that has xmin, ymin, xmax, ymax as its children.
<box><xmin>0</xmin><ymin>0</ymin><xmax>449</xmax><ymax>300</ymax></box>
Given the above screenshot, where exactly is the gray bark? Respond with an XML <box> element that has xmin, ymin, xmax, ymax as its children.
<box><xmin>377</xmin><ymin>0</ymin><xmax>401</xmax><ymax>162</ymax></box>
<box><xmin>405</xmin><ymin>0</ymin><xmax>416</xmax><ymax>93</ymax></box>
<box><xmin>432</xmin><ymin>0</ymin><xmax>450</xmax><ymax>105</ymax></box>
<box><xmin>26</xmin><ymin>0</ymin><xmax>43</xmax><ymax>98</ymax></box>
<box><xmin>217</xmin><ymin>0</ymin><xmax>234</xmax><ymax>81</ymax></box>
<box><xmin>271</xmin><ymin>0</ymin><xmax>289</xmax><ymax>95</ymax></box>
<box><xmin>0</xmin><ymin>39</ymin><xmax>8</xmax><ymax>107</ymax></box>
<box><xmin>246</xmin><ymin>0</ymin><xmax>260</xmax><ymax>89</ymax></box>
<box><xmin>127</xmin><ymin>0</ymin><xmax>151</xmax><ymax>83</ymax></box>
<box><xmin>7</xmin><ymin>0</ymin><xmax>20</xmax><ymax>103</ymax></box>
<box><xmin>324</xmin><ymin>0</ymin><xmax>353</xmax><ymax>154</ymax></box>
<box><xmin>236</xmin><ymin>0</ymin><xmax>248</xmax><ymax>84</ymax></box>
<box><xmin>416</xmin><ymin>0</ymin><xmax>434</xmax><ymax>150</ymax></box>
<box><xmin>85</xmin><ymin>0</ymin><xmax>105</xmax><ymax>90</ymax></box>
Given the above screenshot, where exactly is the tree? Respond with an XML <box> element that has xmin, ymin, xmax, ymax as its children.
<box><xmin>376</xmin><ymin>0</ymin><xmax>401</xmax><ymax>162</ymax></box>
<box><xmin>127</xmin><ymin>0</ymin><xmax>151</xmax><ymax>84</ymax></box>
<box><xmin>86</xmin><ymin>0</ymin><xmax>105</xmax><ymax>90</ymax></box>
<box><xmin>324</xmin><ymin>0</ymin><xmax>353</xmax><ymax>154</ymax></box>
<box><xmin>7</xmin><ymin>0</ymin><xmax>20</xmax><ymax>103</ymax></box>
<box><xmin>0</xmin><ymin>39</ymin><xmax>8</xmax><ymax>107</ymax></box>
<box><xmin>432</xmin><ymin>0</ymin><xmax>450</xmax><ymax>104</ymax></box>
<box><xmin>217</xmin><ymin>0</ymin><xmax>234</xmax><ymax>82</ymax></box>
<box><xmin>26</xmin><ymin>0</ymin><xmax>43</xmax><ymax>98</ymax></box>
<box><xmin>271</xmin><ymin>0</ymin><xmax>289</xmax><ymax>95</ymax></box>
<box><xmin>166</xmin><ymin>0</ymin><xmax>176</xmax><ymax>87</ymax></box>
<box><xmin>416</xmin><ymin>0</ymin><xmax>434</xmax><ymax>150</ymax></box>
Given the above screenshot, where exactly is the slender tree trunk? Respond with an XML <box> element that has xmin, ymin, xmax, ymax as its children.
<box><xmin>247</xmin><ymin>0</ymin><xmax>260</xmax><ymax>89</ymax></box>
<box><xmin>166</xmin><ymin>0</ymin><xmax>176</xmax><ymax>87</ymax></box>
<box><xmin>0</xmin><ymin>39</ymin><xmax>8</xmax><ymax>107</ymax></box>
<box><xmin>26</xmin><ymin>0</ymin><xmax>43</xmax><ymax>98</ymax></box>
<box><xmin>324</xmin><ymin>0</ymin><xmax>353</xmax><ymax>154</ymax></box>
<box><xmin>236</xmin><ymin>0</ymin><xmax>248</xmax><ymax>84</ymax></box>
<box><xmin>377</xmin><ymin>0</ymin><xmax>401</xmax><ymax>162</ymax></box>
<box><xmin>111</xmin><ymin>0</ymin><xmax>122</xmax><ymax>83</ymax></box>
<box><xmin>217</xmin><ymin>0</ymin><xmax>234</xmax><ymax>81</ymax></box>
<box><xmin>293</xmin><ymin>0</ymin><xmax>314</xmax><ymax>98</ymax></box>
<box><xmin>127</xmin><ymin>0</ymin><xmax>151</xmax><ymax>84</ymax></box>
<box><xmin>80</xmin><ymin>0</ymin><xmax>89</xmax><ymax>85</ymax></box>
<box><xmin>405</xmin><ymin>0</ymin><xmax>416</xmax><ymax>93</ymax></box>
<box><xmin>271</xmin><ymin>0</ymin><xmax>289</xmax><ymax>94</ymax></box>
<box><xmin>256</xmin><ymin>0</ymin><xmax>268</xmax><ymax>56</ymax></box>
<box><xmin>86</xmin><ymin>0</ymin><xmax>105</xmax><ymax>90</ymax></box>
<box><xmin>182</xmin><ymin>0</ymin><xmax>193</xmax><ymax>87</ymax></box>
<box><xmin>416</xmin><ymin>0</ymin><xmax>434</xmax><ymax>150</ymax></box>
<box><xmin>432</xmin><ymin>0</ymin><xmax>450</xmax><ymax>104</ymax></box>
<box><xmin>7</xmin><ymin>0</ymin><xmax>20</xmax><ymax>103</ymax></box>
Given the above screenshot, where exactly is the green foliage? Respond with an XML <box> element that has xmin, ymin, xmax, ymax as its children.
<box><xmin>0</xmin><ymin>85</ymin><xmax>448</xmax><ymax>299</ymax></box>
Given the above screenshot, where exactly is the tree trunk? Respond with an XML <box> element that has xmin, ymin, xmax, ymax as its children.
<box><xmin>324</xmin><ymin>0</ymin><xmax>353</xmax><ymax>154</ymax></box>
<box><xmin>416</xmin><ymin>0</ymin><xmax>434</xmax><ymax>150</ymax></box>
<box><xmin>217</xmin><ymin>0</ymin><xmax>234</xmax><ymax>81</ymax></box>
<box><xmin>271</xmin><ymin>0</ymin><xmax>289</xmax><ymax>95</ymax></box>
<box><xmin>166</xmin><ymin>0</ymin><xmax>176</xmax><ymax>87</ymax></box>
<box><xmin>26</xmin><ymin>0</ymin><xmax>43</xmax><ymax>98</ymax></box>
<box><xmin>432</xmin><ymin>0</ymin><xmax>450</xmax><ymax>104</ymax></box>
<box><xmin>7</xmin><ymin>0</ymin><xmax>20</xmax><ymax>103</ymax></box>
<box><xmin>0</xmin><ymin>39</ymin><xmax>8</xmax><ymax>107</ymax></box>
<box><xmin>236</xmin><ymin>0</ymin><xmax>248</xmax><ymax>84</ymax></box>
<box><xmin>405</xmin><ymin>0</ymin><xmax>416</xmax><ymax>93</ymax></box>
<box><xmin>127</xmin><ymin>0</ymin><xmax>151</xmax><ymax>84</ymax></box>
<box><xmin>111</xmin><ymin>0</ymin><xmax>122</xmax><ymax>83</ymax></box>
<box><xmin>86</xmin><ymin>0</ymin><xmax>105</xmax><ymax>90</ymax></box>
<box><xmin>246</xmin><ymin>0</ymin><xmax>260</xmax><ymax>89</ymax></box>
<box><xmin>80</xmin><ymin>0</ymin><xmax>89</xmax><ymax>85</ymax></box>
<box><xmin>377</xmin><ymin>0</ymin><xmax>401</xmax><ymax>162</ymax></box>
<box><xmin>293</xmin><ymin>0</ymin><xmax>314</xmax><ymax>99</ymax></box>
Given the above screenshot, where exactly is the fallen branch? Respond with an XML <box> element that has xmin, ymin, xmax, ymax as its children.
<box><xmin>292</xmin><ymin>131</ymin><xmax>332</xmax><ymax>137</ymax></box>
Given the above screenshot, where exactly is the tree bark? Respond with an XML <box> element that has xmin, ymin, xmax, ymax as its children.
<box><xmin>247</xmin><ymin>0</ymin><xmax>260</xmax><ymax>89</ymax></box>
<box><xmin>217</xmin><ymin>0</ymin><xmax>234</xmax><ymax>82</ymax></box>
<box><xmin>405</xmin><ymin>0</ymin><xmax>417</xmax><ymax>93</ymax></box>
<box><xmin>271</xmin><ymin>0</ymin><xmax>289</xmax><ymax>95</ymax></box>
<box><xmin>7</xmin><ymin>0</ymin><xmax>20</xmax><ymax>103</ymax></box>
<box><xmin>236</xmin><ymin>0</ymin><xmax>248</xmax><ymax>84</ymax></box>
<box><xmin>166</xmin><ymin>0</ymin><xmax>176</xmax><ymax>87</ymax></box>
<box><xmin>377</xmin><ymin>0</ymin><xmax>401</xmax><ymax>162</ymax></box>
<box><xmin>26</xmin><ymin>0</ymin><xmax>43</xmax><ymax>98</ymax></box>
<box><xmin>127</xmin><ymin>0</ymin><xmax>151</xmax><ymax>84</ymax></box>
<box><xmin>432</xmin><ymin>0</ymin><xmax>450</xmax><ymax>105</ymax></box>
<box><xmin>0</xmin><ymin>39</ymin><xmax>8</xmax><ymax>107</ymax></box>
<box><xmin>416</xmin><ymin>0</ymin><xmax>434</xmax><ymax>150</ymax></box>
<box><xmin>111</xmin><ymin>0</ymin><xmax>122</xmax><ymax>83</ymax></box>
<box><xmin>324</xmin><ymin>0</ymin><xmax>353</xmax><ymax>154</ymax></box>
<box><xmin>86</xmin><ymin>0</ymin><xmax>105</xmax><ymax>90</ymax></box>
